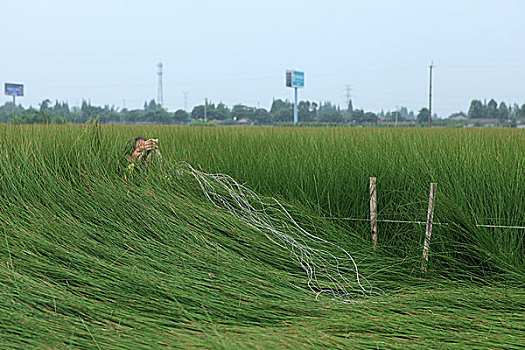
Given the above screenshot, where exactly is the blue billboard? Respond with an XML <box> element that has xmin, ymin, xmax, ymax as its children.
<box><xmin>291</xmin><ymin>71</ymin><xmax>304</xmax><ymax>88</ymax></box>
<box><xmin>285</xmin><ymin>70</ymin><xmax>304</xmax><ymax>88</ymax></box>
<box><xmin>5</xmin><ymin>83</ymin><xmax>24</xmax><ymax>97</ymax></box>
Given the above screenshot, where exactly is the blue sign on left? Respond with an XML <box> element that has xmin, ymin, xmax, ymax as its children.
<box><xmin>5</xmin><ymin>83</ymin><xmax>24</xmax><ymax>96</ymax></box>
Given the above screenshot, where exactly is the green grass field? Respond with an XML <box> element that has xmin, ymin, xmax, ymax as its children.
<box><xmin>0</xmin><ymin>124</ymin><xmax>523</xmax><ymax>349</ymax></box>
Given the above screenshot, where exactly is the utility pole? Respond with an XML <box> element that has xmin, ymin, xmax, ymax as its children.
<box><xmin>395</xmin><ymin>105</ymin><xmax>399</xmax><ymax>127</ymax></box>
<box><xmin>428</xmin><ymin>61</ymin><xmax>435</xmax><ymax>128</ymax></box>
<box><xmin>204</xmin><ymin>98</ymin><xmax>207</xmax><ymax>121</ymax></box>
<box><xmin>183</xmin><ymin>91</ymin><xmax>189</xmax><ymax>111</ymax></box>
<box><xmin>157</xmin><ymin>62</ymin><xmax>164</xmax><ymax>108</ymax></box>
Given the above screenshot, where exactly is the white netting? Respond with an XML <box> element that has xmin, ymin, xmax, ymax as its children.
<box><xmin>175</xmin><ymin>161</ymin><xmax>379</xmax><ymax>302</ymax></box>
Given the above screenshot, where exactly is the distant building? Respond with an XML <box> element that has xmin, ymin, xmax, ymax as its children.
<box><xmin>465</xmin><ymin>118</ymin><xmax>500</xmax><ymax>127</ymax></box>
<box><xmin>236</xmin><ymin>118</ymin><xmax>250</xmax><ymax>125</ymax></box>
<box><xmin>448</xmin><ymin>112</ymin><xmax>467</xmax><ymax>121</ymax></box>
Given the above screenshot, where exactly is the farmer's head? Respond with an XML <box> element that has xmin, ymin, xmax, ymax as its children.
<box><xmin>127</xmin><ymin>137</ymin><xmax>158</xmax><ymax>162</ymax></box>
<box><xmin>132</xmin><ymin>137</ymin><xmax>146</xmax><ymax>160</ymax></box>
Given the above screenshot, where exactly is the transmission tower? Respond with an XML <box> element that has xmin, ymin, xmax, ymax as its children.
<box><xmin>157</xmin><ymin>62</ymin><xmax>164</xmax><ymax>108</ymax></box>
<box><xmin>344</xmin><ymin>84</ymin><xmax>353</xmax><ymax>115</ymax></box>
<box><xmin>344</xmin><ymin>85</ymin><xmax>352</xmax><ymax>106</ymax></box>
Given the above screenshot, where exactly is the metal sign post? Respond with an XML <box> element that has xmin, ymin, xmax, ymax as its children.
<box><xmin>285</xmin><ymin>70</ymin><xmax>304</xmax><ymax>124</ymax></box>
<box><xmin>294</xmin><ymin>87</ymin><xmax>298</xmax><ymax>123</ymax></box>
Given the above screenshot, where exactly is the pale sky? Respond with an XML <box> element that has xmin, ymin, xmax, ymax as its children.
<box><xmin>1</xmin><ymin>0</ymin><xmax>523</xmax><ymax>117</ymax></box>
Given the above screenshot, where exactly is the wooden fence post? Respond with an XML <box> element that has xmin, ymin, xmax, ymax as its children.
<box><xmin>370</xmin><ymin>177</ymin><xmax>377</xmax><ymax>250</ymax></box>
<box><xmin>422</xmin><ymin>183</ymin><xmax>437</xmax><ymax>273</ymax></box>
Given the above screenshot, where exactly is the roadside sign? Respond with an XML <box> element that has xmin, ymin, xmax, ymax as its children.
<box><xmin>5</xmin><ymin>83</ymin><xmax>24</xmax><ymax>96</ymax></box>
<box><xmin>285</xmin><ymin>70</ymin><xmax>304</xmax><ymax>88</ymax></box>
<box><xmin>285</xmin><ymin>70</ymin><xmax>305</xmax><ymax>124</ymax></box>
<box><xmin>292</xmin><ymin>71</ymin><xmax>304</xmax><ymax>88</ymax></box>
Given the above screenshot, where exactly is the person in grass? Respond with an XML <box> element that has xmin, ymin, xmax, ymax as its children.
<box><xmin>125</xmin><ymin>137</ymin><xmax>161</xmax><ymax>177</ymax></box>
<box><xmin>127</xmin><ymin>137</ymin><xmax>159</xmax><ymax>162</ymax></box>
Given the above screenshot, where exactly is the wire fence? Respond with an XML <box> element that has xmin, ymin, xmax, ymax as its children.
<box><xmin>315</xmin><ymin>177</ymin><xmax>525</xmax><ymax>231</ymax></box>
<box><xmin>321</xmin><ymin>216</ymin><xmax>525</xmax><ymax>230</ymax></box>
<box><xmin>316</xmin><ymin>177</ymin><xmax>523</xmax><ymax>274</ymax></box>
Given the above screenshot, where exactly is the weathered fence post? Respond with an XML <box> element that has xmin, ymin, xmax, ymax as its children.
<box><xmin>422</xmin><ymin>183</ymin><xmax>437</xmax><ymax>273</ymax></box>
<box><xmin>370</xmin><ymin>177</ymin><xmax>378</xmax><ymax>250</ymax></box>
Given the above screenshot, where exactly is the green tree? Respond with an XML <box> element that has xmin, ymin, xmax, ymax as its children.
<box><xmin>386</xmin><ymin>111</ymin><xmax>406</xmax><ymax>123</ymax></box>
<box><xmin>346</xmin><ymin>99</ymin><xmax>353</xmax><ymax>119</ymax></box>
<box><xmin>363</xmin><ymin>112</ymin><xmax>378</xmax><ymax>123</ymax></box>
<box><xmin>498</xmin><ymin>102</ymin><xmax>509</xmax><ymax>124</ymax></box>
<box><xmin>214</xmin><ymin>102</ymin><xmax>230</xmax><ymax>120</ymax></box>
<box><xmin>417</xmin><ymin>108</ymin><xmax>430</xmax><ymax>124</ymax></box>
<box><xmin>144</xmin><ymin>99</ymin><xmax>160</xmax><ymax>111</ymax></box>
<box><xmin>252</xmin><ymin>108</ymin><xmax>269</xmax><ymax>124</ymax></box>
<box><xmin>270</xmin><ymin>99</ymin><xmax>292</xmax><ymax>114</ymax></box>
<box><xmin>203</xmin><ymin>102</ymin><xmax>217</xmax><ymax>120</ymax></box>
<box><xmin>298</xmin><ymin>101</ymin><xmax>315</xmax><ymax>122</ymax></box>
<box><xmin>191</xmin><ymin>105</ymin><xmax>205</xmax><ymax>120</ymax></box>
<box><xmin>399</xmin><ymin>106</ymin><xmax>408</xmax><ymax>118</ymax></box>
<box><xmin>317</xmin><ymin>102</ymin><xmax>343</xmax><ymax>123</ymax></box>
<box><xmin>487</xmin><ymin>99</ymin><xmax>498</xmax><ymax>119</ymax></box>
<box><xmin>39</xmin><ymin>99</ymin><xmax>51</xmax><ymax>112</ymax></box>
<box><xmin>510</xmin><ymin>104</ymin><xmax>521</xmax><ymax>119</ymax></box>
<box><xmin>270</xmin><ymin>99</ymin><xmax>293</xmax><ymax>123</ymax></box>
<box><xmin>351</xmin><ymin>109</ymin><xmax>364</xmax><ymax>122</ymax></box>
<box><xmin>468</xmin><ymin>100</ymin><xmax>483</xmax><ymax>119</ymax></box>
<box><xmin>173</xmin><ymin>109</ymin><xmax>190</xmax><ymax>123</ymax></box>
<box><xmin>232</xmin><ymin>104</ymin><xmax>255</xmax><ymax>121</ymax></box>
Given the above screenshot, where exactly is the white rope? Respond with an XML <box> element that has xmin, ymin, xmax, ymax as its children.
<box><xmin>175</xmin><ymin>161</ymin><xmax>381</xmax><ymax>302</ymax></box>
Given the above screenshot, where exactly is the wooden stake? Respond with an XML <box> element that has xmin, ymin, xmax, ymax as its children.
<box><xmin>370</xmin><ymin>177</ymin><xmax>377</xmax><ymax>250</ymax></box>
<box><xmin>422</xmin><ymin>183</ymin><xmax>437</xmax><ymax>273</ymax></box>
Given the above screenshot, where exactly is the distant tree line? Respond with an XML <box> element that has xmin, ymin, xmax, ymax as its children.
<box><xmin>0</xmin><ymin>98</ymin><xmax>382</xmax><ymax>125</ymax></box>
<box><xmin>1</xmin><ymin>98</ymin><xmax>523</xmax><ymax>126</ymax></box>
<box><xmin>467</xmin><ymin>99</ymin><xmax>524</xmax><ymax>122</ymax></box>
